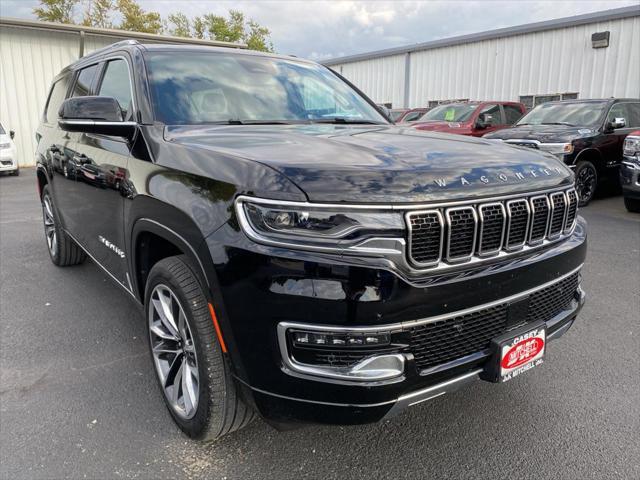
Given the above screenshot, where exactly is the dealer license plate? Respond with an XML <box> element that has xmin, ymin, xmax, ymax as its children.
<box><xmin>499</xmin><ymin>326</ymin><xmax>546</xmax><ymax>383</ymax></box>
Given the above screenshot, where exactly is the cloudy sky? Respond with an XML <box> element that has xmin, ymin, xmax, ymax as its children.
<box><xmin>1</xmin><ymin>0</ymin><xmax>638</xmax><ymax>60</ymax></box>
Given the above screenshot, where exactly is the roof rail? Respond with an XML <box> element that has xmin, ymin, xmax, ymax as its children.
<box><xmin>81</xmin><ymin>39</ymin><xmax>140</xmax><ymax>58</ymax></box>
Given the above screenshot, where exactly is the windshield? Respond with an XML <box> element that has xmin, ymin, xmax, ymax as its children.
<box><xmin>517</xmin><ymin>102</ymin><xmax>606</xmax><ymax>127</ymax></box>
<box><xmin>0</xmin><ymin>124</ymin><xmax>5</xmax><ymax>135</ymax></box>
<box><xmin>144</xmin><ymin>52</ymin><xmax>387</xmax><ymax>125</ymax></box>
<box><xmin>420</xmin><ymin>104</ymin><xmax>477</xmax><ymax>122</ymax></box>
<box><xmin>389</xmin><ymin>110</ymin><xmax>405</xmax><ymax>121</ymax></box>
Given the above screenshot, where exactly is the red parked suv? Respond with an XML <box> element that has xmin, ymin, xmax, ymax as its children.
<box><xmin>411</xmin><ymin>101</ymin><xmax>526</xmax><ymax>136</ymax></box>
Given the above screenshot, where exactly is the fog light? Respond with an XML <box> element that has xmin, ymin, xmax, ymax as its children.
<box><xmin>290</xmin><ymin>329</ymin><xmax>391</xmax><ymax>349</ymax></box>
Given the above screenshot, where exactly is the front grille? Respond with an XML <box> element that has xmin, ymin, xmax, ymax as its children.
<box><xmin>408</xmin><ymin>211</ymin><xmax>443</xmax><ymax>265</ymax></box>
<box><xmin>446</xmin><ymin>207</ymin><xmax>476</xmax><ymax>260</ymax></box>
<box><xmin>406</xmin><ymin>187</ymin><xmax>577</xmax><ymax>267</ymax></box>
<box><xmin>478</xmin><ymin>203</ymin><xmax>505</xmax><ymax>254</ymax></box>
<box><xmin>408</xmin><ymin>271</ymin><xmax>580</xmax><ymax>370</ymax></box>
<box><xmin>529</xmin><ymin>196</ymin><xmax>550</xmax><ymax>243</ymax></box>
<box><xmin>565</xmin><ymin>190</ymin><xmax>578</xmax><ymax>232</ymax></box>
<box><xmin>506</xmin><ymin>199</ymin><xmax>530</xmax><ymax>249</ymax></box>
<box><xmin>549</xmin><ymin>192</ymin><xmax>567</xmax><ymax>237</ymax></box>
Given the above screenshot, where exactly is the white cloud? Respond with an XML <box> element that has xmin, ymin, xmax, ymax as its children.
<box><xmin>3</xmin><ymin>0</ymin><xmax>638</xmax><ymax>60</ymax></box>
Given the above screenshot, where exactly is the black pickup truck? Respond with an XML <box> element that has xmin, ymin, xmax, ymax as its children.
<box><xmin>36</xmin><ymin>41</ymin><xmax>587</xmax><ymax>441</ymax></box>
<box><xmin>484</xmin><ymin>98</ymin><xmax>640</xmax><ymax>206</ymax></box>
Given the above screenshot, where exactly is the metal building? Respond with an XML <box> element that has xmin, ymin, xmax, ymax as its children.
<box><xmin>0</xmin><ymin>17</ymin><xmax>241</xmax><ymax>167</ymax></box>
<box><xmin>324</xmin><ymin>6</ymin><xmax>640</xmax><ymax>110</ymax></box>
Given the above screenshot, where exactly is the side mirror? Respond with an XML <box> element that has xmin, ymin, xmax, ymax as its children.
<box><xmin>58</xmin><ymin>96</ymin><xmax>136</xmax><ymax>139</ymax></box>
<box><xmin>9</xmin><ymin>130</ymin><xmax>15</xmax><ymax>140</ymax></box>
<box><xmin>609</xmin><ymin>117</ymin><xmax>626</xmax><ymax>130</ymax></box>
<box><xmin>476</xmin><ymin>113</ymin><xmax>493</xmax><ymax>129</ymax></box>
<box><xmin>377</xmin><ymin>104</ymin><xmax>392</xmax><ymax>122</ymax></box>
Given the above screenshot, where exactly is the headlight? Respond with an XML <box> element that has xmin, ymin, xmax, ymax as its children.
<box><xmin>0</xmin><ymin>142</ymin><xmax>10</xmax><ymax>150</ymax></box>
<box><xmin>624</xmin><ymin>136</ymin><xmax>640</xmax><ymax>156</ymax></box>
<box><xmin>539</xmin><ymin>142</ymin><xmax>573</xmax><ymax>156</ymax></box>
<box><xmin>235</xmin><ymin>196</ymin><xmax>404</xmax><ymax>252</ymax></box>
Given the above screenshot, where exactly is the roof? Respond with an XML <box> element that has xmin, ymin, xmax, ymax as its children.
<box><xmin>323</xmin><ymin>5</ymin><xmax>640</xmax><ymax>66</ymax></box>
<box><xmin>0</xmin><ymin>16</ymin><xmax>246</xmax><ymax>49</ymax></box>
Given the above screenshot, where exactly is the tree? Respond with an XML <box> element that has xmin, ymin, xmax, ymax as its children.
<box><xmin>116</xmin><ymin>0</ymin><xmax>162</xmax><ymax>34</ymax></box>
<box><xmin>82</xmin><ymin>0</ymin><xmax>113</xmax><ymax>28</ymax></box>
<box><xmin>33</xmin><ymin>0</ymin><xmax>79</xmax><ymax>23</ymax></box>
<box><xmin>194</xmin><ymin>10</ymin><xmax>274</xmax><ymax>52</ymax></box>
<box><xmin>166</xmin><ymin>12</ymin><xmax>190</xmax><ymax>38</ymax></box>
<box><xmin>244</xmin><ymin>20</ymin><xmax>273</xmax><ymax>53</ymax></box>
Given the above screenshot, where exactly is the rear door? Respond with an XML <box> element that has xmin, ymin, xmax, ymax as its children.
<box><xmin>66</xmin><ymin>57</ymin><xmax>135</xmax><ymax>288</ymax></box>
<box><xmin>53</xmin><ymin>63</ymin><xmax>101</xmax><ymax>233</ymax></box>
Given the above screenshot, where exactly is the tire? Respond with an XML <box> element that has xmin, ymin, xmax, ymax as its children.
<box><xmin>12</xmin><ymin>168</ymin><xmax>19</xmax><ymax>176</ymax></box>
<box><xmin>145</xmin><ymin>255</ymin><xmax>254</xmax><ymax>440</ymax></box>
<box><xmin>624</xmin><ymin>196</ymin><xmax>640</xmax><ymax>213</ymax></box>
<box><xmin>574</xmin><ymin>160</ymin><xmax>598</xmax><ymax>206</ymax></box>
<box><xmin>41</xmin><ymin>185</ymin><xmax>86</xmax><ymax>266</ymax></box>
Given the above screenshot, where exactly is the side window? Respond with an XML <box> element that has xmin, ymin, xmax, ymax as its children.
<box><xmin>503</xmin><ymin>105</ymin><xmax>524</xmax><ymax>124</ymax></box>
<box><xmin>98</xmin><ymin>59</ymin><xmax>133</xmax><ymax>120</ymax></box>
<box><xmin>72</xmin><ymin>64</ymin><xmax>99</xmax><ymax>97</ymax></box>
<box><xmin>44</xmin><ymin>75</ymin><xmax>71</xmax><ymax>124</ymax></box>
<box><xmin>404</xmin><ymin>111</ymin><xmax>423</xmax><ymax>122</ymax></box>
<box><xmin>478</xmin><ymin>104</ymin><xmax>502</xmax><ymax>126</ymax></box>
<box><xmin>607</xmin><ymin>103</ymin><xmax>630</xmax><ymax>125</ymax></box>
<box><xmin>627</xmin><ymin>103</ymin><xmax>640</xmax><ymax>128</ymax></box>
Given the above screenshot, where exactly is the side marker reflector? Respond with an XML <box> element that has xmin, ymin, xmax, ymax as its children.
<box><xmin>208</xmin><ymin>303</ymin><xmax>227</xmax><ymax>353</ymax></box>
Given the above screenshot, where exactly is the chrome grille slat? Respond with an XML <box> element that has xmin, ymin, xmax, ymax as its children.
<box><xmin>477</xmin><ymin>203</ymin><xmax>506</xmax><ymax>256</ymax></box>
<box><xmin>529</xmin><ymin>195</ymin><xmax>550</xmax><ymax>244</ymax></box>
<box><xmin>406</xmin><ymin>187</ymin><xmax>578</xmax><ymax>268</ymax></box>
<box><xmin>549</xmin><ymin>192</ymin><xmax>567</xmax><ymax>238</ymax></box>
<box><xmin>445</xmin><ymin>207</ymin><xmax>477</xmax><ymax>262</ymax></box>
<box><xmin>505</xmin><ymin>199</ymin><xmax>530</xmax><ymax>250</ymax></box>
<box><xmin>406</xmin><ymin>211</ymin><xmax>444</xmax><ymax>266</ymax></box>
<box><xmin>564</xmin><ymin>189</ymin><xmax>578</xmax><ymax>233</ymax></box>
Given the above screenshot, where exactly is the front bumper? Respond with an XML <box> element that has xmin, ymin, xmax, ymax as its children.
<box><xmin>208</xmin><ymin>216</ymin><xmax>587</xmax><ymax>426</ymax></box>
<box><xmin>620</xmin><ymin>157</ymin><xmax>640</xmax><ymax>199</ymax></box>
<box><xmin>0</xmin><ymin>149</ymin><xmax>18</xmax><ymax>171</ymax></box>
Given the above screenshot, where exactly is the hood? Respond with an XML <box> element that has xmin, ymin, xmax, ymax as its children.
<box><xmin>483</xmin><ymin>124</ymin><xmax>597</xmax><ymax>143</ymax></box>
<box><xmin>164</xmin><ymin>124</ymin><xmax>573</xmax><ymax>203</ymax></box>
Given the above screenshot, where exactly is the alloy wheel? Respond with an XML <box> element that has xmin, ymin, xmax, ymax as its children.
<box><xmin>42</xmin><ymin>195</ymin><xmax>58</xmax><ymax>257</ymax></box>
<box><xmin>149</xmin><ymin>284</ymin><xmax>200</xmax><ymax>420</ymax></box>
<box><xmin>576</xmin><ymin>165</ymin><xmax>596</xmax><ymax>204</ymax></box>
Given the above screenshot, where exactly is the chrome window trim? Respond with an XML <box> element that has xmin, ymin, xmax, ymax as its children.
<box><xmin>477</xmin><ymin>202</ymin><xmax>506</xmax><ymax>257</ymax></box>
<box><xmin>405</xmin><ymin>210</ymin><xmax>444</xmax><ymax>268</ymax></box>
<box><xmin>528</xmin><ymin>194</ymin><xmax>550</xmax><ymax>245</ymax></box>
<box><xmin>444</xmin><ymin>206</ymin><xmax>478</xmax><ymax>263</ymax></box>
<box><xmin>548</xmin><ymin>191</ymin><xmax>568</xmax><ymax>239</ymax></box>
<box><xmin>504</xmin><ymin>199</ymin><xmax>531</xmax><ymax>251</ymax></box>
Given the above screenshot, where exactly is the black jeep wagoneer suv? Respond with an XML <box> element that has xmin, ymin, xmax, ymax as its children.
<box><xmin>36</xmin><ymin>41</ymin><xmax>586</xmax><ymax>440</ymax></box>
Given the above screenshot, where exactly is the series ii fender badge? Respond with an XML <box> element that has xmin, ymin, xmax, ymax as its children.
<box><xmin>98</xmin><ymin>235</ymin><xmax>125</xmax><ymax>258</ymax></box>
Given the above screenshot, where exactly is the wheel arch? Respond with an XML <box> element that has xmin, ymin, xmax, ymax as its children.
<box><xmin>574</xmin><ymin>148</ymin><xmax>604</xmax><ymax>173</ymax></box>
<box><xmin>36</xmin><ymin>164</ymin><xmax>49</xmax><ymax>199</ymax></box>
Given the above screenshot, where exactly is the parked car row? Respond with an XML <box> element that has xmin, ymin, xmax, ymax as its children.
<box><xmin>389</xmin><ymin>98</ymin><xmax>640</xmax><ymax>206</ymax></box>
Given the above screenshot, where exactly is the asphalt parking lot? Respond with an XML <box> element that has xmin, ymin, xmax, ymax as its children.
<box><xmin>1</xmin><ymin>169</ymin><xmax>639</xmax><ymax>480</ymax></box>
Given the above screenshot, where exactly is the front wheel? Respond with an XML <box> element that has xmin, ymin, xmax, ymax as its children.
<box><xmin>624</xmin><ymin>196</ymin><xmax>640</xmax><ymax>213</ymax></box>
<box><xmin>575</xmin><ymin>160</ymin><xmax>598</xmax><ymax>206</ymax></box>
<box><xmin>145</xmin><ymin>256</ymin><xmax>254</xmax><ymax>440</ymax></box>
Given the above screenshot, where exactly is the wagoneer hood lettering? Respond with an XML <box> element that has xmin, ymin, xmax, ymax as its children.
<box><xmin>165</xmin><ymin>124</ymin><xmax>573</xmax><ymax>203</ymax></box>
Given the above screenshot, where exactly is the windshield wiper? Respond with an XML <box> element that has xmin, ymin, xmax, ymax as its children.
<box><xmin>309</xmin><ymin>118</ymin><xmax>384</xmax><ymax>125</ymax></box>
<box><xmin>540</xmin><ymin>122</ymin><xmax>576</xmax><ymax>126</ymax></box>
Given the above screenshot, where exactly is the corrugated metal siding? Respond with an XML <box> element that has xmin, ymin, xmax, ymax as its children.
<box><xmin>335</xmin><ymin>54</ymin><xmax>406</xmax><ymax>107</ymax></box>
<box><xmin>0</xmin><ymin>26</ymin><xmax>78</xmax><ymax>167</ymax></box>
<box><xmin>333</xmin><ymin>16</ymin><xmax>639</xmax><ymax>109</ymax></box>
